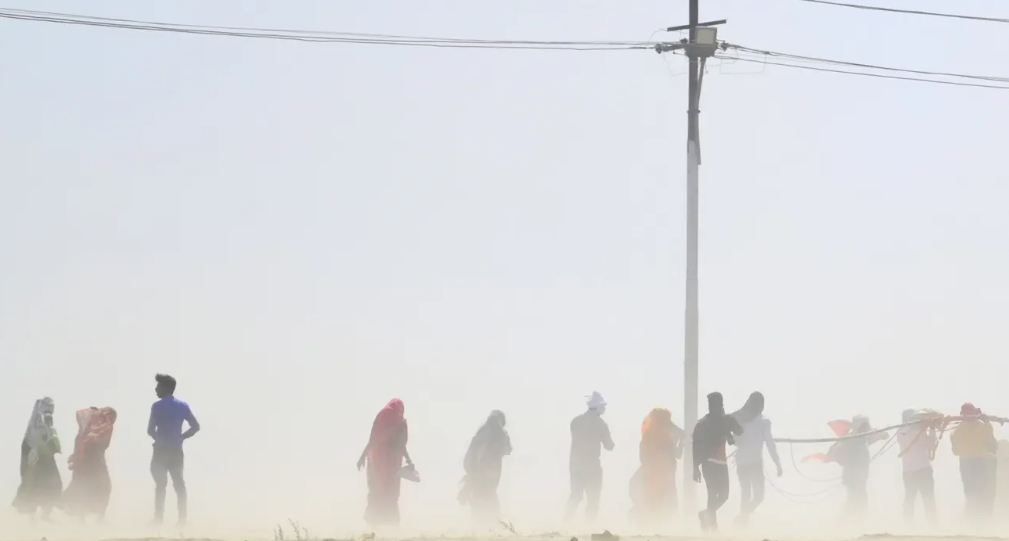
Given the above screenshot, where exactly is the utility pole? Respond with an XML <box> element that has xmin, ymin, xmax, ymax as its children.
<box><xmin>655</xmin><ymin>1</ymin><xmax>724</xmax><ymax>519</ymax></box>
<box><xmin>683</xmin><ymin>0</ymin><xmax>702</xmax><ymax>517</ymax></box>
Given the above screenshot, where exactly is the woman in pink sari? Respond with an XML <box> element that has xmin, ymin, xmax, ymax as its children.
<box><xmin>357</xmin><ymin>399</ymin><xmax>414</xmax><ymax>527</ymax></box>
<box><xmin>60</xmin><ymin>407</ymin><xmax>117</xmax><ymax>521</ymax></box>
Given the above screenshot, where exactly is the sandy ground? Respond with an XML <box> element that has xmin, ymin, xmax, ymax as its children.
<box><xmin>6</xmin><ymin>533</ymin><xmax>1009</xmax><ymax>541</ymax></box>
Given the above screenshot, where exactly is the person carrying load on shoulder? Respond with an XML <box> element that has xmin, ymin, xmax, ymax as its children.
<box><xmin>896</xmin><ymin>408</ymin><xmax>940</xmax><ymax>525</ymax></box>
<box><xmin>951</xmin><ymin>403</ymin><xmax>997</xmax><ymax>520</ymax></box>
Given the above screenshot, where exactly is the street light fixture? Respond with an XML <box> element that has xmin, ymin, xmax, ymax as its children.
<box><xmin>692</xmin><ymin>27</ymin><xmax>718</xmax><ymax>58</ymax></box>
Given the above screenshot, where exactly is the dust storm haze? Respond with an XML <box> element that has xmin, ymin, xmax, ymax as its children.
<box><xmin>2</xmin><ymin>0</ymin><xmax>1009</xmax><ymax>540</ymax></box>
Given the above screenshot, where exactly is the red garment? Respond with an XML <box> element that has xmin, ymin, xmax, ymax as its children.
<box><xmin>804</xmin><ymin>420</ymin><xmax>855</xmax><ymax>462</ymax></box>
<box><xmin>69</xmin><ymin>407</ymin><xmax>116</xmax><ymax>472</ymax></box>
<box><xmin>62</xmin><ymin>407</ymin><xmax>117</xmax><ymax>516</ymax></box>
<box><xmin>365</xmin><ymin>399</ymin><xmax>408</xmax><ymax>527</ymax></box>
<box><xmin>803</xmin><ymin>418</ymin><xmax>887</xmax><ymax>462</ymax></box>
<box><xmin>828</xmin><ymin>419</ymin><xmax>851</xmax><ymax>437</ymax></box>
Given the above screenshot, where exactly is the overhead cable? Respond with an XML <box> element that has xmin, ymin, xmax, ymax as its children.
<box><xmin>794</xmin><ymin>0</ymin><xmax>1009</xmax><ymax>24</ymax></box>
<box><xmin>713</xmin><ymin>45</ymin><xmax>1009</xmax><ymax>91</ymax></box>
<box><xmin>726</xmin><ymin>45</ymin><xmax>1009</xmax><ymax>84</ymax></box>
<box><xmin>0</xmin><ymin>7</ymin><xmax>652</xmax><ymax>51</ymax></box>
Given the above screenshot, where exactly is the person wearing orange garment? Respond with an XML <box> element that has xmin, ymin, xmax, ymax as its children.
<box><xmin>951</xmin><ymin>403</ymin><xmax>997</xmax><ymax>519</ymax></box>
<box><xmin>629</xmin><ymin>408</ymin><xmax>683</xmax><ymax>528</ymax></box>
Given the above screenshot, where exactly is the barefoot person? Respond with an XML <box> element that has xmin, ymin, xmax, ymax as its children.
<box><xmin>358</xmin><ymin>398</ymin><xmax>414</xmax><ymax>528</ymax></box>
<box><xmin>61</xmin><ymin>407</ymin><xmax>118</xmax><ymax>522</ymax></box>
<box><xmin>458</xmin><ymin>410</ymin><xmax>512</xmax><ymax>524</ymax></box>
<box><xmin>148</xmin><ymin>374</ymin><xmax>200</xmax><ymax>526</ymax></box>
<box><xmin>731</xmin><ymin>392</ymin><xmax>783</xmax><ymax>527</ymax></box>
<box><xmin>565</xmin><ymin>392</ymin><xmax>615</xmax><ymax>523</ymax></box>
<box><xmin>12</xmin><ymin>397</ymin><xmax>63</xmax><ymax>522</ymax></box>
<box><xmin>692</xmin><ymin>392</ymin><xmax>743</xmax><ymax>532</ymax></box>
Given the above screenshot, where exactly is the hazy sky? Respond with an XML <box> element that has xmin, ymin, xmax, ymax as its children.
<box><xmin>2</xmin><ymin>0</ymin><xmax>1008</xmax><ymax>538</ymax></box>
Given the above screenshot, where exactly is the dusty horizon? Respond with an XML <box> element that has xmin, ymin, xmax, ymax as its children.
<box><xmin>2</xmin><ymin>0</ymin><xmax>1008</xmax><ymax>539</ymax></box>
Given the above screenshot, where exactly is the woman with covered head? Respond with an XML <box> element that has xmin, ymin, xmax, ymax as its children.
<box><xmin>357</xmin><ymin>398</ymin><xmax>414</xmax><ymax>528</ymax></box>
<box><xmin>458</xmin><ymin>410</ymin><xmax>512</xmax><ymax>523</ymax></box>
<box><xmin>60</xmin><ymin>407</ymin><xmax>117</xmax><ymax>521</ymax></box>
<box><xmin>12</xmin><ymin>397</ymin><xmax>63</xmax><ymax>521</ymax></box>
<box><xmin>629</xmin><ymin>407</ymin><xmax>683</xmax><ymax>529</ymax></box>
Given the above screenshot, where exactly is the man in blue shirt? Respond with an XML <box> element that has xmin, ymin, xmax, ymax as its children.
<box><xmin>148</xmin><ymin>373</ymin><xmax>200</xmax><ymax>525</ymax></box>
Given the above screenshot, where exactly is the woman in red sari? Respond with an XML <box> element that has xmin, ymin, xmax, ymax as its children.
<box><xmin>357</xmin><ymin>399</ymin><xmax>414</xmax><ymax>527</ymax></box>
<box><xmin>60</xmin><ymin>407</ymin><xmax>117</xmax><ymax>521</ymax></box>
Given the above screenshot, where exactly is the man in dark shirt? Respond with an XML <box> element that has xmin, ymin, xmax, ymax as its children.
<box><xmin>148</xmin><ymin>373</ymin><xmax>200</xmax><ymax>526</ymax></box>
<box><xmin>565</xmin><ymin>392</ymin><xmax>615</xmax><ymax>522</ymax></box>
<box><xmin>692</xmin><ymin>392</ymin><xmax>742</xmax><ymax>532</ymax></box>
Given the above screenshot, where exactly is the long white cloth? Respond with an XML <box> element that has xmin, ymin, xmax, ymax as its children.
<box><xmin>24</xmin><ymin>397</ymin><xmax>56</xmax><ymax>467</ymax></box>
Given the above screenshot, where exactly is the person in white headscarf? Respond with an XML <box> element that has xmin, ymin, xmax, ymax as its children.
<box><xmin>565</xmin><ymin>392</ymin><xmax>614</xmax><ymax>522</ymax></box>
<box><xmin>12</xmin><ymin>397</ymin><xmax>63</xmax><ymax>521</ymax></box>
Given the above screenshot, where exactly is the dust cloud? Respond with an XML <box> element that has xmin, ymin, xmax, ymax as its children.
<box><xmin>1</xmin><ymin>0</ymin><xmax>1006</xmax><ymax>535</ymax></box>
<box><xmin>0</xmin><ymin>339</ymin><xmax>1006</xmax><ymax>541</ymax></box>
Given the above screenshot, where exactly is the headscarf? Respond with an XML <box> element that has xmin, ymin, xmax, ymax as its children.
<box><xmin>24</xmin><ymin>397</ymin><xmax>59</xmax><ymax>467</ymax></box>
<box><xmin>464</xmin><ymin>410</ymin><xmax>511</xmax><ymax>475</ymax></box>
<box><xmin>485</xmin><ymin>410</ymin><xmax>506</xmax><ymax>430</ymax></box>
<box><xmin>586</xmin><ymin>392</ymin><xmax>607</xmax><ymax>411</ymax></box>
<box><xmin>68</xmin><ymin>407</ymin><xmax>117</xmax><ymax>470</ymax></box>
<box><xmin>369</xmin><ymin>398</ymin><xmax>408</xmax><ymax>448</ymax></box>
<box><xmin>732</xmin><ymin>392</ymin><xmax>765</xmax><ymax>424</ymax></box>
<box><xmin>642</xmin><ymin>408</ymin><xmax>673</xmax><ymax>438</ymax></box>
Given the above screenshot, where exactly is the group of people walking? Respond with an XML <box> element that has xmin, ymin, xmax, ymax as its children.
<box><xmin>355</xmin><ymin>391</ymin><xmax>1008</xmax><ymax>534</ymax></box>
<box><xmin>689</xmin><ymin>391</ymin><xmax>782</xmax><ymax>532</ymax></box>
<box><xmin>894</xmin><ymin>403</ymin><xmax>1003</xmax><ymax>524</ymax></box>
<box><xmin>355</xmin><ymin>390</ymin><xmax>783</xmax><ymax>533</ymax></box>
<box><xmin>11</xmin><ymin>374</ymin><xmax>200</xmax><ymax>526</ymax></box>
<box><xmin>803</xmin><ymin>403</ymin><xmax>1006</xmax><ymax>528</ymax></box>
<box><xmin>16</xmin><ymin>380</ymin><xmax>1006</xmax><ymax>532</ymax></box>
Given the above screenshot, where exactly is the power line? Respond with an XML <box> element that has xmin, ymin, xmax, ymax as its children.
<box><xmin>726</xmin><ymin>44</ymin><xmax>1009</xmax><ymax>84</ymax></box>
<box><xmin>0</xmin><ymin>7</ymin><xmax>653</xmax><ymax>51</ymax></box>
<box><xmin>717</xmin><ymin>55</ymin><xmax>1009</xmax><ymax>91</ymax></box>
<box><xmin>794</xmin><ymin>0</ymin><xmax>1009</xmax><ymax>24</ymax></box>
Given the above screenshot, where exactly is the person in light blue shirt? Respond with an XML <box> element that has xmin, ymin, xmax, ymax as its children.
<box><xmin>147</xmin><ymin>373</ymin><xmax>200</xmax><ymax>526</ymax></box>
